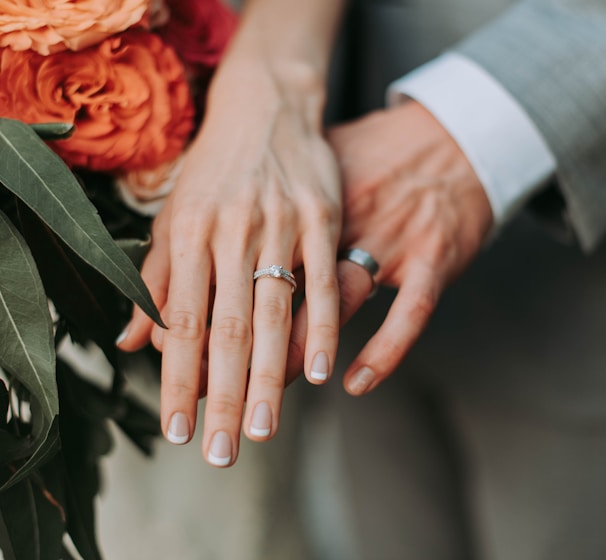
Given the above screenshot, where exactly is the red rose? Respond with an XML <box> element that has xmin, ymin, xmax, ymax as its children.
<box><xmin>0</xmin><ymin>29</ymin><xmax>194</xmax><ymax>172</ymax></box>
<box><xmin>159</xmin><ymin>0</ymin><xmax>237</xmax><ymax>74</ymax></box>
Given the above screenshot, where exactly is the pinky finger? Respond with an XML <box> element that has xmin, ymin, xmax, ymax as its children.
<box><xmin>285</xmin><ymin>258</ymin><xmax>375</xmax><ymax>387</ymax></box>
<box><xmin>342</xmin><ymin>258</ymin><xmax>442</xmax><ymax>396</ymax></box>
<box><xmin>301</xmin><ymin>236</ymin><xmax>340</xmax><ymax>385</ymax></box>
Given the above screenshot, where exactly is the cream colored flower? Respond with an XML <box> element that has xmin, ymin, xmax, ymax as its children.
<box><xmin>147</xmin><ymin>0</ymin><xmax>170</xmax><ymax>28</ymax></box>
<box><xmin>0</xmin><ymin>0</ymin><xmax>149</xmax><ymax>55</ymax></box>
<box><xmin>116</xmin><ymin>155</ymin><xmax>185</xmax><ymax>216</ymax></box>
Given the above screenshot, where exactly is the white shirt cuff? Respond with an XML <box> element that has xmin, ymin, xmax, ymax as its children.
<box><xmin>388</xmin><ymin>52</ymin><xmax>557</xmax><ymax>226</ymax></box>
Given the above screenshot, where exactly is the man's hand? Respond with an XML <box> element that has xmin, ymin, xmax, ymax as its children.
<box><xmin>287</xmin><ymin>100</ymin><xmax>493</xmax><ymax>394</ymax></box>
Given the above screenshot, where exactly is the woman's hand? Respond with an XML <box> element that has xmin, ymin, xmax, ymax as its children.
<box><xmin>117</xmin><ymin>50</ymin><xmax>342</xmax><ymax>467</ymax></box>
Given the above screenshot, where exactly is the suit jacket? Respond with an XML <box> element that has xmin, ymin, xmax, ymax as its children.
<box><xmin>334</xmin><ymin>0</ymin><xmax>606</xmax><ymax>420</ymax></box>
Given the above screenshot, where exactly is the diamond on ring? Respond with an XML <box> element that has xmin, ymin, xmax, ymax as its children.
<box><xmin>253</xmin><ymin>265</ymin><xmax>297</xmax><ymax>293</ymax></box>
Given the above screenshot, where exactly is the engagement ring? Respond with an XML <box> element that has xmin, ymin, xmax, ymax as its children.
<box><xmin>253</xmin><ymin>265</ymin><xmax>297</xmax><ymax>293</ymax></box>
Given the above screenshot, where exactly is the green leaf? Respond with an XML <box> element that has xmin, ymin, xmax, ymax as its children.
<box><xmin>58</xmin><ymin>359</ymin><xmax>125</xmax><ymax>424</ymax></box>
<box><xmin>61</xmin><ymin>457</ymin><xmax>103</xmax><ymax>560</ymax></box>
<box><xmin>0</xmin><ymin>212</ymin><xmax>56</xmax><ymax>414</ymax></box>
<box><xmin>57</xmin><ymin>358</ymin><xmax>160</xmax><ymax>454</ymax></box>
<box><xmin>0</xmin><ymin>211</ymin><xmax>59</xmax><ymax>489</ymax></box>
<box><xmin>1</xmin><ymin>418</ymin><xmax>60</xmax><ymax>492</ymax></box>
<box><xmin>0</xmin><ymin>379</ymin><xmax>7</xmax><ymax>427</ymax></box>
<box><xmin>56</xmin><ymin>361</ymin><xmax>106</xmax><ymax>560</ymax></box>
<box><xmin>0</xmin><ymin>428</ymin><xmax>33</xmax><ymax>465</ymax></box>
<box><xmin>17</xmin><ymin>204</ymin><xmax>123</xmax><ymax>366</ymax></box>
<box><xmin>0</xmin><ymin>118</ymin><xmax>163</xmax><ymax>326</ymax></box>
<box><xmin>29</xmin><ymin>123</ymin><xmax>74</xmax><ymax>141</ymax></box>
<box><xmin>116</xmin><ymin>236</ymin><xmax>151</xmax><ymax>270</ymax></box>
<box><xmin>0</xmin><ymin>472</ymin><xmax>64</xmax><ymax>560</ymax></box>
<box><xmin>0</xmin><ymin>503</ymin><xmax>17</xmax><ymax>560</ymax></box>
<box><xmin>114</xmin><ymin>404</ymin><xmax>160</xmax><ymax>456</ymax></box>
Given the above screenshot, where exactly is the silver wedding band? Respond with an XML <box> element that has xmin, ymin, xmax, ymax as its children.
<box><xmin>340</xmin><ymin>248</ymin><xmax>380</xmax><ymax>297</ymax></box>
<box><xmin>253</xmin><ymin>264</ymin><xmax>297</xmax><ymax>293</ymax></box>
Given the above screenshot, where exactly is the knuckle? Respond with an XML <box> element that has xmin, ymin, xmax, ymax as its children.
<box><xmin>376</xmin><ymin>335</ymin><xmax>407</xmax><ymax>362</ymax></box>
<box><xmin>310</xmin><ymin>321</ymin><xmax>339</xmax><ymax>343</ymax></box>
<box><xmin>266</xmin><ymin>197</ymin><xmax>297</xmax><ymax>227</ymax></box>
<box><xmin>171</xmin><ymin>207</ymin><xmax>206</xmax><ymax>235</ymax></box>
<box><xmin>214</xmin><ymin>209</ymin><xmax>262</xmax><ymax>256</ymax></box>
<box><xmin>408</xmin><ymin>290</ymin><xmax>437</xmax><ymax>326</ymax></box>
<box><xmin>220</xmin><ymin>194</ymin><xmax>263</xmax><ymax>224</ymax></box>
<box><xmin>166</xmin><ymin>378</ymin><xmax>198</xmax><ymax>396</ymax></box>
<box><xmin>167</xmin><ymin>310</ymin><xmax>204</xmax><ymax>340</ymax></box>
<box><xmin>207</xmin><ymin>393</ymin><xmax>241</xmax><ymax>418</ymax></box>
<box><xmin>255</xmin><ymin>295</ymin><xmax>291</xmax><ymax>326</ymax></box>
<box><xmin>212</xmin><ymin>315</ymin><xmax>252</xmax><ymax>347</ymax></box>
<box><xmin>170</xmin><ymin>214</ymin><xmax>211</xmax><ymax>254</ymax></box>
<box><xmin>225</xmin><ymin>202</ymin><xmax>263</xmax><ymax>233</ymax></box>
<box><xmin>425</xmin><ymin>232</ymin><xmax>453</xmax><ymax>263</ymax></box>
<box><xmin>251</xmin><ymin>370</ymin><xmax>284</xmax><ymax>391</ymax></box>
<box><xmin>307</xmin><ymin>197</ymin><xmax>341</xmax><ymax>227</ymax></box>
<box><xmin>308</xmin><ymin>271</ymin><xmax>339</xmax><ymax>293</ymax></box>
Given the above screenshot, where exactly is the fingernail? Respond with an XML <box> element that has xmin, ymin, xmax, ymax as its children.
<box><xmin>250</xmin><ymin>402</ymin><xmax>272</xmax><ymax>437</ymax></box>
<box><xmin>167</xmin><ymin>412</ymin><xmax>190</xmax><ymax>444</ymax></box>
<box><xmin>347</xmin><ymin>366</ymin><xmax>375</xmax><ymax>395</ymax></box>
<box><xmin>310</xmin><ymin>352</ymin><xmax>329</xmax><ymax>381</ymax></box>
<box><xmin>208</xmin><ymin>431</ymin><xmax>232</xmax><ymax>467</ymax></box>
<box><xmin>115</xmin><ymin>325</ymin><xmax>129</xmax><ymax>346</ymax></box>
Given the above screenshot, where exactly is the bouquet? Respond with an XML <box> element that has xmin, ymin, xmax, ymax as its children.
<box><xmin>0</xmin><ymin>1</ymin><xmax>236</xmax><ymax>558</ymax></box>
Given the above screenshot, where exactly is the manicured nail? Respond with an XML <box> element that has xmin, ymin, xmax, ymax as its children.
<box><xmin>208</xmin><ymin>431</ymin><xmax>232</xmax><ymax>467</ymax></box>
<box><xmin>115</xmin><ymin>325</ymin><xmax>129</xmax><ymax>346</ymax></box>
<box><xmin>348</xmin><ymin>366</ymin><xmax>375</xmax><ymax>395</ymax></box>
<box><xmin>167</xmin><ymin>412</ymin><xmax>189</xmax><ymax>444</ymax></box>
<box><xmin>250</xmin><ymin>402</ymin><xmax>272</xmax><ymax>437</ymax></box>
<box><xmin>310</xmin><ymin>352</ymin><xmax>329</xmax><ymax>381</ymax></box>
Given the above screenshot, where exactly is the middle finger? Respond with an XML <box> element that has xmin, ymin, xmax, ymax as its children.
<box><xmin>203</xmin><ymin>255</ymin><xmax>254</xmax><ymax>467</ymax></box>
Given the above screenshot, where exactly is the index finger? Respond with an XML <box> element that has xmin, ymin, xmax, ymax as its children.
<box><xmin>342</xmin><ymin>257</ymin><xmax>441</xmax><ymax>395</ymax></box>
<box><xmin>160</xmin><ymin>228</ymin><xmax>211</xmax><ymax>445</ymax></box>
<box><xmin>117</xmin><ymin>200</ymin><xmax>174</xmax><ymax>352</ymax></box>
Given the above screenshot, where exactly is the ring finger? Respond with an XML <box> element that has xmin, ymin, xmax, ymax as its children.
<box><xmin>244</xmin><ymin>249</ymin><xmax>296</xmax><ymax>441</ymax></box>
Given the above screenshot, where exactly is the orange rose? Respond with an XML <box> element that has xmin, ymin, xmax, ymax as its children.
<box><xmin>0</xmin><ymin>0</ymin><xmax>149</xmax><ymax>55</ymax></box>
<box><xmin>0</xmin><ymin>29</ymin><xmax>194</xmax><ymax>172</ymax></box>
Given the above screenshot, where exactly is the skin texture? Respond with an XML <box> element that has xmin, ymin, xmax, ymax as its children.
<box><xmin>117</xmin><ymin>0</ymin><xmax>345</xmax><ymax>467</ymax></box>
<box><xmin>286</xmin><ymin>100</ymin><xmax>494</xmax><ymax>393</ymax></box>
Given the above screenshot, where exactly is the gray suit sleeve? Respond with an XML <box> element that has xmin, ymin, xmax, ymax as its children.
<box><xmin>453</xmin><ymin>0</ymin><xmax>606</xmax><ymax>251</ymax></box>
